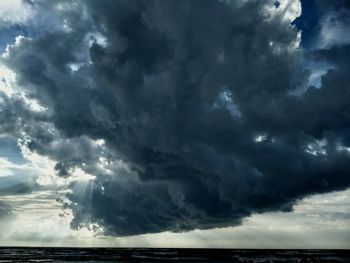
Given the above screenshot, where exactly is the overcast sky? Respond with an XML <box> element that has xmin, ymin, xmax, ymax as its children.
<box><xmin>0</xmin><ymin>0</ymin><xmax>349</xmax><ymax>248</ymax></box>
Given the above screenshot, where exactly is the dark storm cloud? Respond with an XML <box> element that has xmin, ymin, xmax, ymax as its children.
<box><xmin>1</xmin><ymin>0</ymin><xmax>350</xmax><ymax>236</ymax></box>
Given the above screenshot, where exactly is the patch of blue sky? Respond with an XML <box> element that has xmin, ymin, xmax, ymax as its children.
<box><xmin>0</xmin><ymin>135</ymin><xmax>27</xmax><ymax>165</ymax></box>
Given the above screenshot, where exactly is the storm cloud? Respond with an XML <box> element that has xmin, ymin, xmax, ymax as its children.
<box><xmin>0</xmin><ymin>0</ymin><xmax>350</xmax><ymax>236</ymax></box>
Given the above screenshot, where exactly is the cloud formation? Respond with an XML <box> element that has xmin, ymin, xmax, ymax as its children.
<box><xmin>0</xmin><ymin>0</ymin><xmax>33</xmax><ymax>26</ymax></box>
<box><xmin>0</xmin><ymin>201</ymin><xmax>11</xmax><ymax>219</ymax></box>
<box><xmin>0</xmin><ymin>0</ymin><xmax>350</xmax><ymax>236</ymax></box>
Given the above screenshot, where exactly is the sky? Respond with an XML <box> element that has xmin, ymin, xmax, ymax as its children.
<box><xmin>0</xmin><ymin>0</ymin><xmax>349</xmax><ymax>248</ymax></box>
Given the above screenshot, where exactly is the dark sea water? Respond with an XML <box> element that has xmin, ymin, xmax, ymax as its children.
<box><xmin>0</xmin><ymin>247</ymin><xmax>349</xmax><ymax>262</ymax></box>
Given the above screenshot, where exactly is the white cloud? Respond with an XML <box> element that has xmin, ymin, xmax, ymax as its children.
<box><xmin>317</xmin><ymin>10</ymin><xmax>350</xmax><ymax>48</ymax></box>
<box><xmin>279</xmin><ymin>0</ymin><xmax>302</xmax><ymax>23</ymax></box>
<box><xmin>263</xmin><ymin>0</ymin><xmax>301</xmax><ymax>23</ymax></box>
<box><xmin>213</xmin><ymin>89</ymin><xmax>241</xmax><ymax>118</ymax></box>
<box><xmin>0</xmin><ymin>0</ymin><xmax>34</xmax><ymax>26</ymax></box>
<box><xmin>0</xmin><ymin>64</ymin><xmax>16</xmax><ymax>97</ymax></box>
<box><xmin>0</xmin><ymin>157</ymin><xmax>37</xmax><ymax>177</ymax></box>
<box><xmin>305</xmin><ymin>139</ymin><xmax>327</xmax><ymax>156</ymax></box>
<box><xmin>254</xmin><ymin>133</ymin><xmax>268</xmax><ymax>143</ymax></box>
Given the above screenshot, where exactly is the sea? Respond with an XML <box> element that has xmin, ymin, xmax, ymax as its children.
<box><xmin>0</xmin><ymin>247</ymin><xmax>349</xmax><ymax>262</ymax></box>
